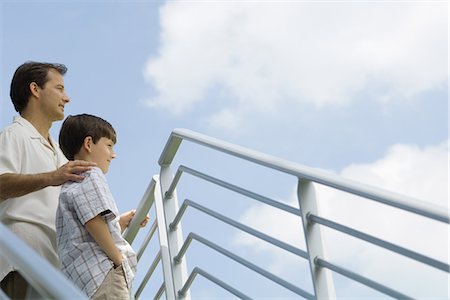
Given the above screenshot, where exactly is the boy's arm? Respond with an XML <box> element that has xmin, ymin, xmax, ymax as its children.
<box><xmin>85</xmin><ymin>215</ymin><xmax>123</xmax><ymax>267</ymax></box>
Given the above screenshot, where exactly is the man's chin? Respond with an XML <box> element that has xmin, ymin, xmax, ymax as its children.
<box><xmin>54</xmin><ymin>113</ymin><xmax>65</xmax><ymax>121</ymax></box>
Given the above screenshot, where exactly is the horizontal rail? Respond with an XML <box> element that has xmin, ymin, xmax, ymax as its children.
<box><xmin>137</xmin><ymin>220</ymin><xmax>158</xmax><ymax>261</ymax></box>
<box><xmin>171</xmin><ymin>199</ymin><xmax>308</xmax><ymax>259</ymax></box>
<box><xmin>178</xmin><ymin>267</ymin><xmax>252</xmax><ymax>299</ymax></box>
<box><xmin>135</xmin><ymin>250</ymin><xmax>161</xmax><ymax>300</ymax></box>
<box><xmin>315</xmin><ymin>257</ymin><xmax>413</xmax><ymax>299</ymax></box>
<box><xmin>174</xmin><ymin>233</ymin><xmax>314</xmax><ymax>299</ymax></box>
<box><xmin>160</xmin><ymin>129</ymin><xmax>448</xmax><ymax>223</ymax></box>
<box><xmin>165</xmin><ymin>167</ymin><xmax>183</xmax><ymax>199</ymax></box>
<box><xmin>155</xmin><ymin>282</ymin><xmax>165</xmax><ymax>300</ymax></box>
<box><xmin>167</xmin><ymin>165</ymin><xmax>301</xmax><ymax>216</ymax></box>
<box><xmin>308</xmin><ymin>214</ymin><xmax>450</xmax><ymax>273</ymax></box>
<box><xmin>0</xmin><ymin>224</ymin><xmax>87</xmax><ymax>299</ymax></box>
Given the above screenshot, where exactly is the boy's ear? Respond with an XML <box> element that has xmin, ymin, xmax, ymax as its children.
<box><xmin>83</xmin><ymin>136</ymin><xmax>93</xmax><ymax>153</ymax></box>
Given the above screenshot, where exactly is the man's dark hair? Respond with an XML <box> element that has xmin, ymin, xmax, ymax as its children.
<box><xmin>59</xmin><ymin>114</ymin><xmax>117</xmax><ymax>160</ymax></box>
<box><xmin>10</xmin><ymin>61</ymin><xmax>67</xmax><ymax>113</ymax></box>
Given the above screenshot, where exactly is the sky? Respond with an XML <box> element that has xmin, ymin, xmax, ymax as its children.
<box><xmin>0</xmin><ymin>0</ymin><xmax>448</xmax><ymax>299</ymax></box>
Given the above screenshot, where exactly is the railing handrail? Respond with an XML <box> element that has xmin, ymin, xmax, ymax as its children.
<box><xmin>123</xmin><ymin>177</ymin><xmax>157</xmax><ymax>244</ymax></box>
<box><xmin>159</xmin><ymin>128</ymin><xmax>448</xmax><ymax>224</ymax></box>
<box><xmin>0</xmin><ymin>223</ymin><xmax>88</xmax><ymax>300</ymax></box>
<box><xmin>129</xmin><ymin>128</ymin><xmax>448</xmax><ymax>299</ymax></box>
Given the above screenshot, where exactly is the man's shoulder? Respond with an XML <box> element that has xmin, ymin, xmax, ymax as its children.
<box><xmin>1</xmin><ymin>116</ymin><xmax>43</xmax><ymax>141</ymax></box>
<box><xmin>0</xmin><ymin>122</ymin><xmax>23</xmax><ymax>138</ymax></box>
<box><xmin>0</xmin><ymin>123</ymin><xmax>29</xmax><ymax>152</ymax></box>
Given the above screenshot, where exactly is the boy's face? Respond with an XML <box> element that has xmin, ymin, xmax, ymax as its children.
<box><xmin>90</xmin><ymin>137</ymin><xmax>116</xmax><ymax>173</ymax></box>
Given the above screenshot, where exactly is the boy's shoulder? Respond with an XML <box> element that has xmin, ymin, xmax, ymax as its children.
<box><xmin>86</xmin><ymin>166</ymin><xmax>105</xmax><ymax>178</ymax></box>
<box><xmin>61</xmin><ymin>166</ymin><xmax>106</xmax><ymax>192</ymax></box>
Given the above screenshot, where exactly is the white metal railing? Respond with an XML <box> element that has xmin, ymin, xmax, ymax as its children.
<box><xmin>0</xmin><ymin>223</ymin><xmax>88</xmax><ymax>300</ymax></box>
<box><xmin>126</xmin><ymin>128</ymin><xmax>449</xmax><ymax>299</ymax></box>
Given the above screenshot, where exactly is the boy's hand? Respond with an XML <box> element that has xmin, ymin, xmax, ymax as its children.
<box><xmin>139</xmin><ymin>214</ymin><xmax>150</xmax><ymax>227</ymax></box>
<box><xmin>119</xmin><ymin>210</ymin><xmax>150</xmax><ymax>232</ymax></box>
<box><xmin>86</xmin><ymin>215</ymin><xmax>123</xmax><ymax>267</ymax></box>
<box><xmin>119</xmin><ymin>210</ymin><xmax>136</xmax><ymax>231</ymax></box>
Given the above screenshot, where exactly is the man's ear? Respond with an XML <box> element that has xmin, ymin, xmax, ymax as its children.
<box><xmin>29</xmin><ymin>82</ymin><xmax>40</xmax><ymax>98</ymax></box>
<box><xmin>83</xmin><ymin>136</ymin><xmax>94</xmax><ymax>153</ymax></box>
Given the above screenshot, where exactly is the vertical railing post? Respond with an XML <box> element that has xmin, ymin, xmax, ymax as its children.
<box><xmin>297</xmin><ymin>179</ymin><xmax>336</xmax><ymax>299</ymax></box>
<box><xmin>153</xmin><ymin>175</ymin><xmax>176</xmax><ymax>300</ymax></box>
<box><xmin>159</xmin><ymin>165</ymin><xmax>190</xmax><ymax>299</ymax></box>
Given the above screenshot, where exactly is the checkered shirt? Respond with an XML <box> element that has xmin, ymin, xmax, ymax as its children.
<box><xmin>56</xmin><ymin>167</ymin><xmax>137</xmax><ymax>298</ymax></box>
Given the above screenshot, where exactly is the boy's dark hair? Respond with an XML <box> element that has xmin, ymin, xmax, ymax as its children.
<box><xmin>10</xmin><ymin>61</ymin><xmax>67</xmax><ymax>113</ymax></box>
<box><xmin>59</xmin><ymin>114</ymin><xmax>117</xmax><ymax>160</ymax></box>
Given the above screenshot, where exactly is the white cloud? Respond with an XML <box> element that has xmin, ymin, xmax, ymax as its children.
<box><xmin>144</xmin><ymin>2</ymin><xmax>447</xmax><ymax>130</ymax></box>
<box><xmin>232</xmin><ymin>140</ymin><xmax>449</xmax><ymax>298</ymax></box>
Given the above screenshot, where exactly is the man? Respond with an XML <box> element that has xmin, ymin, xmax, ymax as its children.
<box><xmin>0</xmin><ymin>61</ymin><xmax>95</xmax><ymax>299</ymax></box>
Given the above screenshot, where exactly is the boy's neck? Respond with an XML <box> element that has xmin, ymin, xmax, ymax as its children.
<box><xmin>74</xmin><ymin>153</ymin><xmax>90</xmax><ymax>162</ymax></box>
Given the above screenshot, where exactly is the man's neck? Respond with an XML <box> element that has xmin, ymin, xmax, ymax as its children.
<box><xmin>21</xmin><ymin>111</ymin><xmax>52</xmax><ymax>141</ymax></box>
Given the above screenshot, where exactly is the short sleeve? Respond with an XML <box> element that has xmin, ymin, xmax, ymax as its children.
<box><xmin>71</xmin><ymin>169</ymin><xmax>116</xmax><ymax>225</ymax></box>
<box><xmin>0</xmin><ymin>129</ymin><xmax>22</xmax><ymax>175</ymax></box>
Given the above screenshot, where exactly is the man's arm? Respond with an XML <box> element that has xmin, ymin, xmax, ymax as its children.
<box><xmin>85</xmin><ymin>215</ymin><xmax>123</xmax><ymax>267</ymax></box>
<box><xmin>0</xmin><ymin>160</ymin><xmax>96</xmax><ymax>201</ymax></box>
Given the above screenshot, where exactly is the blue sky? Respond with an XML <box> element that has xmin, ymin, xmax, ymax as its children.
<box><xmin>1</xmin><ymin>1</ymin><xmax>448</xmax><ymax>299</ymax></box>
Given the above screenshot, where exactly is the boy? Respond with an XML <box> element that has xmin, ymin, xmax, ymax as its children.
<box><xmin>56</xmin><ymin>114</ymin><xmax>138</xmax><ymax>299</ymax></box>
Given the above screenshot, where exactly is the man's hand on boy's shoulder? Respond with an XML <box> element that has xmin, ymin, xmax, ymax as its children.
<box><xmin>51</xmin><ymin>160</ymin><xmax>97</xmax><ymax>186</ymax></box>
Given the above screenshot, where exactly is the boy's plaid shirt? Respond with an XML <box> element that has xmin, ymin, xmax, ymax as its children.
<box><xmin>56</xmin><ymin>167</ymin><xmax>137</xmax><ymax>298</ymax></box>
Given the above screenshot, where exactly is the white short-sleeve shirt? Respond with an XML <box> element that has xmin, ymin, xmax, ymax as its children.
<box><xmin>0</xmin><ymin>116</ymin><xmax>68</xmax><ymax>280</ymax></box>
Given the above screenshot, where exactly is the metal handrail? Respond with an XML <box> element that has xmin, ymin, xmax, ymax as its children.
<box><xmin>123</xmin><ymin>177</ymin><xmax>157</xmax><ymax>244</ymax></box>
<box><xmin>159</xmin><ymin>129</ymin><xmax>448</xmax><ymax>224</ymax></box>
<box><xmin>126</xmin><ymin>128</ymin><xmax>448</xmax><ymax>299</ymax></box>
<box><xmin>0</xmin><ymin>223</ymin><xmax>88</xmax><ymax>299</ymax></box>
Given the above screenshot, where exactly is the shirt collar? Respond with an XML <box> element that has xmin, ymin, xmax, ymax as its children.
<box><xmin>13</xmin><ymin>115</ymin><xmax>57</xmax><ymax>150</ymax></box>
<box><xmin>13</xmin><ymin>115</ymin><xmax>42</xmax><ymax>139</ymax></box>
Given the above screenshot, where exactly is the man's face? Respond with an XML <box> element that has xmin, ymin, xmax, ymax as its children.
<box><xmin>38</xmin><ymin>68</ymin><xmax>70</xmax><ymax>121</ymax></box>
